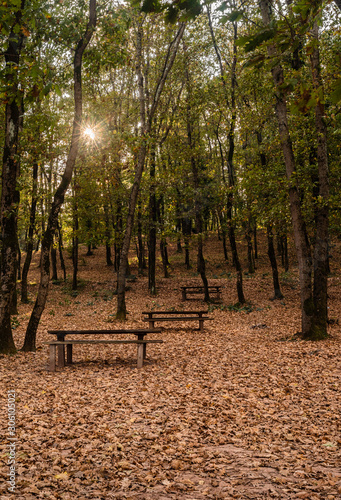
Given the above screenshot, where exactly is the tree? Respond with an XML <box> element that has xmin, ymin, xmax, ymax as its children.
<box><xmin>22</xmin><ymin>0</ymin><xmax>97</xmax><ymax>351</ymax></box>
<box><xmin>258</xmin><ymin>0</ymin><xmax>329</xmax><ymax>339</ymax></box>
<box><xmin>0</xmin><ymin>1</ymin><xmax>26</xmax><ymax>354</ymax></box>
<box><xmin>207</xmin><ymin>4</ymin><xmax>246</xmax><ymax>304</ymax></box>
<box><xmin>116</xmin><ymin>16</ymin><xmax>186</xmax><ymax>319</ymax></box>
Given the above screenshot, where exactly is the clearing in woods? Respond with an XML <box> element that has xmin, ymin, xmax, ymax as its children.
<box><xmin>1</xmin><ymin>234</ymin><xmax>340</xmax><ymax>499</ymax></box>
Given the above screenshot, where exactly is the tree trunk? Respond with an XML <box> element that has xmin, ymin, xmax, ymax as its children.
<box><xmin>267</xmin><ymin>225</ymin><xmax>284</xmax><ymax>300</ymax></box>
<box><xmin>116</xmin><ymin>141</ymin><xmax>148</xmax><ymax>318</ymax></box>
<box><xmin>280</xmin><ymin>232</ymin><xmax>289</xmax><ymax>271</ymax></box>
<box><xmin>207</xmin><ymin>8</ymin><xmax>245</xmax><ymax>304</ymax></box>
<box><xmin>253</xmin><ymin>225</ymin><xmax>258</xmax><ymax>260</ymax></box>
<box><xmin>160</xmin><ymin>238</ymin><xmax>170</xmax><ymax>278</ymax></box>
<box><xmin>104</xmin><ymin>204</ymin><xmax>113</xmax><ymax>266</ymax></box>
<box><xmin>21</xmin><ymin>161</ymin><xmax>38</xmax><ymax>303</ymax></box>
<box><xmin>185</xmin><ymin>62</ymin><xmax>210</xmax><ymax>302</ymax></box>
<box><xmin>72</xmin><ymin>203</ymin><xmax>79</xmax><ymax>291</ymax></box>
<box><xmin>245</xmin><ymin>213</ymin><xmax>255</xmax><ymax>274</ymax></box>
<box><xmin>148</xmin><ymin>145</ymin><xmax>157</xmax><ymax>295</ymax></box>
<box><xmin>58</xmin><ymin>222</ymin><xmax>67</xmax><ymax>281</ymax></box>
<box><xmin>0</xmin><ymin>6</ymin><xmax>26</xmax><ymax>354</ymax></box>
<box><xmin>228</xmin><ymin>209</ymin><xmax>245</xmax><ymax>304</ymax></box>
<box><xmin>218</xmin><ymin>212</ymin><xmax>229</xmax><ymax>261</ymax></box>
<box><xmin>21</xmin><ymin>0</ymin><xmax>97</xmax><ymax>351</ymax></box>
<box><xmin>259</xmin><ymin>0</ymin><xmax>315</xmax><ymax>337</ymax></box>
<box><xmin>158</xmin><ymin>197</ymin><xmax>170</xmax><ymax>278</ymax></box>
<box><xmin>114</xmin><ymin>202</ymin><xmax>123</xmax><ymax>272</ymax></box>
<box><xmin>310</xmin><ymin>22</ymin><xmax>329</xmax><ymax>339</ymax></box>
<box><xmin>183</xmin><ymin>219</ymin><xmax>191</xmax><ymax>269</ymax></box>
<box><xmin>17</xmin><ymin>245</ymin><xmax>21</xmax><ymax>281</ymax></box>
<box><xmin>116</xmin><ymin>20</ymin><xmax>186</xmax><ymax>319</ymax></box>
<box><xmin>51</xmin><ymin>238</ymin><xmax>58</xmax><ymax>281</ymax></box>
<box><xmin>137</xmin><ymin>202</ymin><xmax>146</xmax><ymax>274</ymax></box>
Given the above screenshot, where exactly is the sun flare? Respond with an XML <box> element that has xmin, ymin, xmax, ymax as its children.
<box><xmin>84</xmin><ymin>127</ymin><xmax>95</xmax><ymax>140</ymax></box>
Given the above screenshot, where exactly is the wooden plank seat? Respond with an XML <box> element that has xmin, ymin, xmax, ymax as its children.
<box><xmin>142</xmin><ymin>310</ymin><xmax>211</xmax><ymax>331</ymax></box>
<box><xmin>47</xmin><ymin>328</ymin><xmax>163</xmax><ymax>371</ymax></box>
<box><xmin>180</xmin><ymin>285</ymin><xmax>223</xmax><ymax>301</ymax></box>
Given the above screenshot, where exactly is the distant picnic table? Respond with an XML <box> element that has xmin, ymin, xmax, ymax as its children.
<box><xmin>142</xmin><ymin>310</ymin><xmax>212</xmax><ymax>331</ymax></box>
<box><xmin>46</xmin><ymin>328</ymin><xmax>163</xmax><ymax>371</ymax></box>
<box><xmin>180</xmin><ymin>285</ymin><xmax>223</xmax><ymax>301</ymax></box>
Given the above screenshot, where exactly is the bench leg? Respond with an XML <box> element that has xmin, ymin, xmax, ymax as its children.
<box><xmin>66</xmin><ymin>344</ymin><xmax>73</xmax><ymax>364</ymax></box>
<box><xmin>148</xmin><ymin>320</ymin><xmax>155</xmax><ymax>329</ymax></box>
<box><xmin>137</xmin><ymin>343</ymin><xmax>144</xmax><ymax>369</ymax></box>
<box><xmin>49</xmin><ymin>344</ymin><xmax>56</xmax><ymax>372</ymax></box>
<box><xmin>182</xmin><ymin>290</ymin><xmax>186</xmax><ymax>301</ymax></box>
<box><xmin>199</xmin><ymin>319</ymin><xmax>204</xmax><ymax>331</ymax></box>
<box><xmin>57</xmin><ymin>344</ymin><xmax>65</xmax><ymax>368</ymax></box>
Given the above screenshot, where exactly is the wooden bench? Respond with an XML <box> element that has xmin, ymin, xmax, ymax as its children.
<box><xmin>142</xmin><ymin>310</ymin><xmax>211</xmax><ymax>331</ymax></box>
<box><xmin>180</xmin><ymin>285</ymin><xmax>223</xmax><ymax>301</ymax></box>
<box><xmin>47</xmin><ymin>329</ymin><xmax>163</xmax><ymax>371</ymax></box>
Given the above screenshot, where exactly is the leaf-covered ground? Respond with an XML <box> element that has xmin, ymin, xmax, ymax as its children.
<box><xmin>1</xmin><ymin>235</ymin><xmax>340</xmax><ymax>499</ymax></box>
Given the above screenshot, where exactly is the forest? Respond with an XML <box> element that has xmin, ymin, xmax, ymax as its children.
<box><xmin>0</xmin><ymin>1</ymin><xmax>341</xmax><ymax>497</ymax></box>
<box><xmin>0</xmin><ymin>0</ymin><xmax>340</xmax><ymax>352</ymax></box>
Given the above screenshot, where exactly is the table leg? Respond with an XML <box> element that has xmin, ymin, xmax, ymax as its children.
<box><xmin>49</xmin><ymin>345</ymin><xmax>56</xmax><ymax>372</ymax></box>
<box><xmin>66</xmin><ymin>344</ymin><xmax>73</xmax><ymax>364</ymax></box>
<box><xmin>57</xmin><ymin>345</ymin><xmax>65</xmax><ymax>368</ymax></box>
<box><xmin>137</xmin><ymin>334</ymin><xmax>147</xmax><ymax>360</ymax></box>
<box><xmin>137</xmin><ymin>343</ymin><xmax>144</xmax><ymax>368</ymax></box>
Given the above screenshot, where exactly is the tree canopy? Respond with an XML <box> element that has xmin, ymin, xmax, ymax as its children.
<box><xmin>0</xmin><ymin>0</ymin><xmax>340</xmax><ymax>352</ymax></box>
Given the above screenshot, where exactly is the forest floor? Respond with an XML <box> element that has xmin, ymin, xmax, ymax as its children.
<box><xmin>1</xmin><ymin>233</ymin><xmax>341</xmax><ymax>500</ymax></box>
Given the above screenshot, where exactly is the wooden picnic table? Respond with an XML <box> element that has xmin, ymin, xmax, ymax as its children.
<box><xmin>180</xmin><ymin>285</ymin><xmax>223</xmax><ymax>301</ymax></box>
<box><xmin>142</xmin><ymin>310</ymin><xmax>211</xmax><ymax>331</ymax></box>
<box><xmin>47</xmin><ymin>328</ymin><xmax>163</xmax><ymax>371</ymax></box>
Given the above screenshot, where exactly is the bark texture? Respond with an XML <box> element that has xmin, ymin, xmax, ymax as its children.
<box><xmin>267</xmin><ymin>225</ymin><xmax>284</xmax><ymax>300</ymax></box>
<box><xmin>21</xmin><ymin>161</ymin><xmax>38</xmax><ymax>303</ymax></box>
<box><xmin>207</xmin><ymin>7</ymin><xmax>245</xmax><ymax>304</ymax></box>
<box><xmin>259</xmin><ymin>0</ymin><xmax>315</xmax><ymax>336</ymax></box>
<box><xmin>0</xmin><ymin>3</ymin><xmax>26</xmax><ymax>354</ymax></box>
<box><xmin>21</xmin><ymin>0</ymin><xmax>97</xmax><ymax>351</ymax></box>
<box><xmin>116</xmin><ymin>21</ymin><xmax>186</xmax><ymax>319</ymax></box>
<box><xmin>310</xmin><ymin>23</ymin><xmax>329</xmax><ymax>339</ymax></box>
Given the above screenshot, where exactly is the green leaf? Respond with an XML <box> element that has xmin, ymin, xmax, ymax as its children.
<box><xmin>235</xmin><ymin>35</ymin><xmax>249</xmax><ymax>48</ymax></box>
<box><xmin>330</xmin><ymin>79</ymin><xmax>341</xmax><ymax>104</ymax></box>
<box><xmin>217</xmin><ymin>1</ymin><xmax>228</xmax><ymax>12</ymax></box>
<box><xmin>141</xmin><ymin>0</ymin><xmax>161</xmax><ymax>13</ymax></box>
<box><xmin>54</xmin><ymin>84</ymin><xmax>62</xmax><ymax>97</ymax></box>
<box><xmin>42</xmin><ymin>82</ymin><xmax>53</xmax><ymax>96</ymax></box>
<box><xmin>236</xmin><ymin>29</ymin><xmax>276</xmax><ymax>52</ymax></box>
<box><xmin>226</xmin><ymin>10</ymin><xmax>244</xmax><ymax>22</ymax></box>
<box><xmin>165</xmin><ymin>5</ymin><xmax>178</xmax><ymax>23</ymax></box>
<box><xmin>243</xmin><ymin>54</ymin><xmax>265</xmax><ymax>68</ymax></box>
<box><xmin>30</xmin><ymin>65</ymin><xmax>40</xmax><ymax>79</ymax></box>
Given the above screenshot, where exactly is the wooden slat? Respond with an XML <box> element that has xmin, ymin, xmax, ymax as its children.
<box><xmin>142</xmin><ymin>310</ymin><xmax>208</xmax><ymax>315</ymax></box>
<box><xmin>48</xmin><ymin>328</ymin><xmax>162</xmax><ymax>335</ymax></box>
<box><xmin>180</xmin><ymin>286</ymin><xmax>222</xmax><ymax>289</ymax></box>
<box><xmin>45</xmin><ymin>340</ymin><xmax>163</xmax><ymax>345</ymax></box>
<box><xmin>142</xmin><ymin>317</ymin><xmax>211</xmax><ymax>321</ymax></box>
